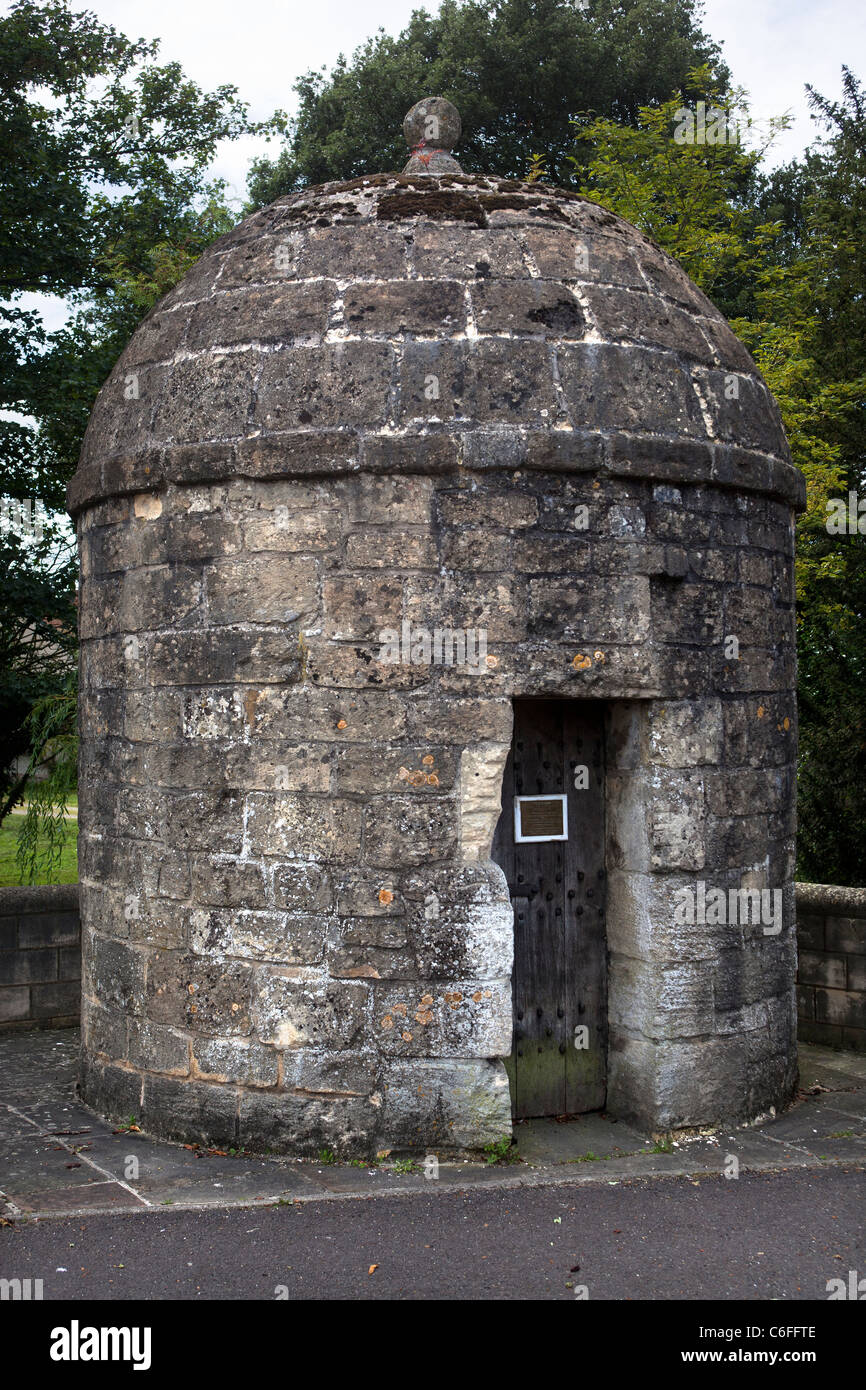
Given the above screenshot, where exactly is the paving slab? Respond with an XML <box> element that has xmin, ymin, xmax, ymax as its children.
<box><xmin>798</xmin><ymin>1042</ymin><xmax>866</xmax><ymax>1085</ymax></box>
<box><xmin>810</xmin><ymin>1092</ymin><xmax>866</xmax><ymax>1125</ymax></box>
<box><xmin>1</xmin><ymin>1031</ymin><xmax>865</xmax><ymax>1219</ymax></box>
<box><xmin>15</xmin><ymin>1181</ymin><xmax>146</xmax><ymax>1216</ymax></box>
<box><xmin>751</xmin><ymin>1096</ymin><xmax>863</xmax><ymax>1145</ymax></box>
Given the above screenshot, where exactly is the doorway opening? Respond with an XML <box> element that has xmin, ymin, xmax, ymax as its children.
<box><xmin>491</xmin><ymin>699</ymin><xmax>607</xmax><ymax>1119</ymax></box>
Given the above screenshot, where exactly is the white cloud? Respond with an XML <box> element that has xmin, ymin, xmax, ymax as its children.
<box><xmin>87</xmin><ymin>0</ymin><xmax>426</xmax><ymax>195</ymax></box>
<box><xmin>6</xmin><ymin>0</ymin><xmax>865</xmax><ymax>189</ymax></box>
<box><xmin>700</xmin><ymin>0</ymin><xmax>866</xmax><ymax>166</ymax></box>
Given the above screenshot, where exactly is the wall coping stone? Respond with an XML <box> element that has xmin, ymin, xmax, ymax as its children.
<box><xmin>0</xmin><ymin>884</ymin><xmax>80</xmax><ymax>916</ymax></box>
<box><xmin>796</xmin><ymin>882</ymin><xmax>866</xmax><ymax>918</ymax></box>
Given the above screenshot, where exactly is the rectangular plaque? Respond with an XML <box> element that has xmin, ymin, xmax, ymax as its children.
<box><xmin>514</xmin><ymin>794</ymin><xmax>568</xmax><ymax>843</ymax></box>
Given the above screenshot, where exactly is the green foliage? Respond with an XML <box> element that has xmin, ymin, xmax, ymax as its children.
<box><xmin>391</xmin><ymin>1156</ymin><xmax>419</xmax><ymax>1173</ymax></box>
<box><xmin>15</xmin><ymin>675</ymin><xmax>77</xmax><ymax>885</ymax></box>
<box><xmin>0</xmin><ymin>1</ymin><xmax>275</xmax><ymax>822</ymax></box>
<box><xmin>0</xmin><ymin>526</ymin><xmax>77</xmax><ymax>823</ymax></box>
<box><xmin>649</xmin><ymin>1137</ymin><xmax>674</xmax><ymax>1154</ymax></box>
<box><xmin>0</xmin><ymin>814</ymin><xmax>77</xmax><ymax>887</ymax></box>
<box><xmin>570</xmin><ymin>66</ymin><xmax>790</xmax><ymax>317</ymax></box>
<box><xmin>781</xmin><ymin>72</ymin><xmax>866</xmax><ymax>885</ymax></box>
<box><xmin>483</xmin><ymin>1135</ymin><xmax>519</xmax><ymax>1164</ymax></box>
<box><xmin>246</xmin><ymin>0</ymin><xmax>728</xmax><ymax>205</ymax></box>
<box><xmin>0</xmin><ymin>0</ymin><xmax>270</xmax><ymax>504</ymax></box>
<box><xmin>571</xmin><ymin>66</ymin><xmax>866</xmax><ymax>884</ymax></box>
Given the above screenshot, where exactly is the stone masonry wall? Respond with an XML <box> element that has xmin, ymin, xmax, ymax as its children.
<box><xmin>0</xmin><ymin>886</ymin><xmax>81</xmax><ymax>1031</ymax></box>
<box><xmin>4</xmin><ymin>878</ymin><xmax>858</xmax><ymax>1077</ymax></box>
<box><xmin>76</xmin><ymin>463</ymin><xmax>798</xmax><ymax>1150</ymax></box>
<box><xmin>69</xmin><ymin>172</ymin><xmax>806</xmax><ymax>1152</ymax></box>
<box><xmin>797</xmin><ymin>883</ymin><xmax>866</xmax><ymax>1051</ymax></box>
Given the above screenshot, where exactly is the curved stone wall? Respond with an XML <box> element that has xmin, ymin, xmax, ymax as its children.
<box><xmin>71</xmin><ymin>172</ymin><xmax>804</xmax><ymax>1152</ymax></box>
<box><xmin>77</xmin><ymin>462</ymin><xmax>799</xmax><ymax>1151</ymax></box>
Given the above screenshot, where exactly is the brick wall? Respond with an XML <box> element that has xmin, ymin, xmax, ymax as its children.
<box><xmin>0</xmin><ymin>885</ymin><xmax>81</xmax><ymax>1030</ymax></box>
<box><xmin>797</xmin><ymin>882</ymin><xmax>866</xmax><ymax>1051</ymax></box>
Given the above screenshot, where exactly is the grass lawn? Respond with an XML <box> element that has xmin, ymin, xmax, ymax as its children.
<box><xmin>0</xmin><ymin>817</ymin><xmax>78</xmax><ymax>886</ymax></box>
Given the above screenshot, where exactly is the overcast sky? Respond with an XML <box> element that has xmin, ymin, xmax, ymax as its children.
<box><xmin>8</xmin><ymin>0</ymin><xmax>866</xmax><ymax>334</ymax></box>
<box><xmin>68</xmin><ymin>0</ymin><xmax>866</xmax><ymax>198</ymax></box>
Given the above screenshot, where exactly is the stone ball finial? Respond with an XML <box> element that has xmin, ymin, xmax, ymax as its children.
<box><xmin>402</xmin><ymin>96</ymin><xmax>464</xmax><ymax>175</ymax></box>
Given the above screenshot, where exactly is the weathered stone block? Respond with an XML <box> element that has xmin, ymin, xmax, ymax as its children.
<box><xmin>82</xmin><ymin>998</ymin><xmax>127</xmax><ymax>1059</ymax></box>
<box><xmin>529</xmin><ymin>575</ymin><xmax>650</xmax><ymax>643</ymax></box>
<box><xmin>149</xmin><ymin>630</ymin><xmax>301</xmax><ymax>687</ymax></box>
<box><xmin>825</xmin><ymin>917</ymin><xmax>866</xmax><ymax>956</ymax></box>
<box><xmin>815</xmin><ymin>988</ymin><xmax>866</xmax><ymax>1029</ymax></box>
<box><xmin>343</xmin><ymin>279</ymin><xmax>465</xmax><ymax>334</ymax></box>
<box><xmin>193</xmin><ymin>1038</ymin><xmax>278</xmax><ymax>1087</ymax></box>
<box><xmin>648</xmin><ymin>699</ymin><xmax>722</xmax><ymax>767</ymax></box>
<box><xmin>381</xmin><ymin>1059</ymin><xmax>511</xmax><ymax>1150</ymax></box>
<box><xmin>89</xmin><ymin>938</ymin><xmax>146</xmax><ymax>1016</ymax></box>
<box><xmin>347</xmin><ymin>474</ymin><xmax>434</xmax><ymax>525</ymax></box>
<box><xmin>237</xmin><ymin>1089</ymin><xmax>375</xmax><ymax>1156</ymax></box>
<box><xmin>190</xmin><ymin>858</ymin><xmax>268</xmax><ymax>909</ymax></box>
<box><xmin>154</xmin><ymin>351</ymin><xmax>257</xmax><ymax>444</ymax></box>
<box><xmin>246</xmin><ymin>793</ymin><xmax>362</xmax><ymax>862</ymax></box>
<box><xmin>127</xmin><ymin>1018</ymin><xmax>190</xmax><ymax>1075</ymax></box>
<box><xmin>522</xmin><ymin>226</ymin><xmax>644</xmax><ymax>287</ymax></box>
<box><xmin>584</xmin><ymin>285</ymin><xmax>713</xmax><ymax>361</ymax></box>
<box><xmin>146</xmin><ymin>950</ymin><xmax>252</xmax><ymax>1034</ymax></box>
<box><xmin>345</xmin><ymin>531</ymin><xmax>437</xmax><ymax>570</ymax></box>
<box><xmin>206</xmin><ymin>554</ymin><xmax>318</xmax><ymax>625</ymax></box>
<box><xmin>251</xmin><ymin>972</ymin><xmax>368</xmax><ymax>1050</ymax></box>
<box><xmin>141</xmin><ymin>1074</ymin><xmax>239</xmax><ymax>1147</ymax></box>
<box><xmin>159</xmin><ymin>790</ymin><xmax>244</xmax><ymax>853</ymax></box>
<box><xmin>187</xmin><ymin>281</ymin><xmax>336</xmax><ymax>348</ymax></box>
<box><xmin>411</xmin><ymin>224</ymin><xmax>524</xmax><ymax>278</ymax></box>
<box><xmin>30</xmin><ymin>980</ymin><xmax>82</xmax><ymax>1018</ymax></box>
<box><xmin>798</xmin><ymin>950</ymin><xmax>846</xmax><ymax>990</ymax></box>
<box><xmin>273</xmin><ymin>863</ymin><xmax>333</xmax><ymax>913</ymax></box>
<box><xmin>362</xmin><ymin>797</ymin><xmax>457</xmax><ymax>867</ymax></box>
<box><xmin>558</xmin><ymin>344</ymin><xmax>707</xmax><ymax>437</ymax></box>
<box><xmin>373</xmin><ymin>978</ymin><xmax>511</xmax><ymax>1057</ymax></box>
<box><xmin>470</xmin><ymin>279</ymin><xmax>584</xmax><ymax>337</ymax></box>
<box><xmin>328</xmin><ymin>944</ymin><xmax>416</xmax><ymax>980</ymax></box>
<box><xmin>0</xmin><ymin>986</ymin><xmax>31</xmax><ymax>1022</ymax></box>
<box><xmin>323</xmin><ymin>575</ymin><xmax>404</xmax><ymax>640</ymax></box>
<box><xmin>255</xmin><ymin>342</ymin><xmax>393</xmax><ymax>430</ymax></box>
<box><xmin>189</xmin><ymin>908</ymin><xmax>325</xmax><ymax>966</ymax></box>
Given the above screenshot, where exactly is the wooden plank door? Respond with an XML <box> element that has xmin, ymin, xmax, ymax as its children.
<box><xmin>492</xmin><ymin>699</ymin><xmax>607</xmax><ymax>1119</ymax></box>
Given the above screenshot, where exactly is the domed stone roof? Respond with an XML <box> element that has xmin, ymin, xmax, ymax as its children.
<box><xmin>68</xmin><ymin>108</ymin><xmax>803</xmax><ymax>517</ymax></box>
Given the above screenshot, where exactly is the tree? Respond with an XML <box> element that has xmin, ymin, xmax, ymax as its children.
<box><xmin>0</xmin><ymin>0</ymin><xmax>275</xmax><ymax>836</ymax></box>
<box><xmin>0</xmin><ymin>526</ymin><xmax>77</xmax><ymax>823</ymax></box>
<box><xmin>781</xmin><ymin>70</ymin><xmax>866</xmax><ymax>885</ymax></box>
<box><xmin>246</xmin><ymin>0</ymin><xmax>728</xmax><ymax>205</ymax></box>
<box><xmin>570</xmin><ymin>66</ymin><xmax>866</xmax><ymax>884</ymax></box>
<box><xmin>0</xmin><ymin>0</ymin><xmax>267</xmax><ymax>506</ymax></box>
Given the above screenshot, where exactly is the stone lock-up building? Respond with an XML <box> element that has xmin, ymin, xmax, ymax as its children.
<box><xmin>68</xmin><ymin>99</ymin><xmax>806</xmax><ymax>1156</ymax></box>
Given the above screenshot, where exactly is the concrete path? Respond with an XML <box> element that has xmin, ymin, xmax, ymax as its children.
<box><xmin>0</xmin><ymin>1030</ymin><xmax>864</xmax><ymax>1220</ymax></box>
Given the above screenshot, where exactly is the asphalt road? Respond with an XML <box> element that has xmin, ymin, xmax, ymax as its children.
<box><xmin>2</xmin><ymin>1166</ymin><xmax>864</xmax><ymax>1301</ymax></box>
